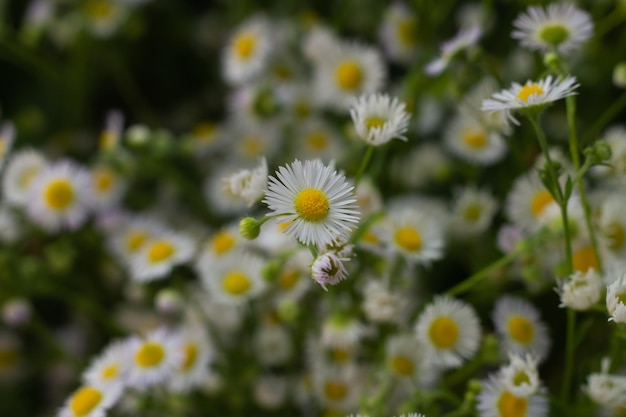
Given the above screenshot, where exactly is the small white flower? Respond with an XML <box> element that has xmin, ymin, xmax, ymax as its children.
<box><xmin>168</xmin><ymin>326</ymin><xmax>213</xmax><ymax>393</ymax></box>
<box><xmin>82</xmin><ymin>339</ymin><xmax>130</xmax><ymax>388</ymax></box>
<box><xmin>311</xmin><ymin>251</ymin><xmax>350</xmax><ymax>290</ymax></box>
<box><xmin>253</xmin><ymin>324</ymin><xmax>293</xmax><ymax>367</ymax></box>
<box><xmin>444</xmin><ymin>115</ymin><xmax>507</xmax><ymax>165</ymax></box>
<box><xmin>499</xmin><ymin>353</ymin><xmax>540</xmax><ymax>398</ymax></box>
<box><xmin>222</xmin><ymin>16</ymin><xmax>272</xmax><ymax>85</ymax></box>
<box><xmin>88</xmin><ymin>165</ymin><xmax>126</xmax><ymax>210</ymax></box>
<box><xmin>321</xmin><ymin>314</ymin><xmax>367</xmax><ymax>350</ymax></box>
<box><xmin>606</xmin><ymin>271</ymin><xmax>626</xmax><ymax>323</ymax></box>
<box><xmin>448</xmin><ymin>186</ymin><xmax>498</xmax><ymax>237</ymax></box>
<box><xmin>126</xmin><ymin>327</ymin><xmax>182</xmax><ymax>390</ymax></box>
<box><xmin>362</xmin><ymin>280</ymin><xmax>409</xmax><ymax>325</ymax></box>
<box><xmin>505</xmin><ymin>171</ymin><xmax>558</xmax><ymax>232</ymax></box>
<box><xmin>129</xmin><ymin>230</ymin><xmax>195</xmax><ymax>283</ymax></box>
<box><xmin>585</xmin><ymin>358</ymin><xmax>626</xmax><ymax>408</ymax></box>
<box><xmin>99</xmin><ymin>110</ymin><xmax>124</xmax><ymax>150</ymax></box>
<box><xmin>477</xmin><ymin>374</ymin><xmax>548</xmax><ymax>417</ymax></box>
<box><xmin>220</xmin><ymin>157</ymin><xmax>267</xmax><ymax>207</ymax></box>
<box><xmin>512</xmin><ymin>3</ymin><xmax>593</xmax><ymax>55</ymax></box>
<box><xmin>557</xmin><ymin>269</ymin><xmax>602</xmax><ymax>311</ymax></box>
<box><xmin>379</xmin><ymin>2</ymin><xmax>419</xmax><ymax>64</ymax></box>
<box><xmin>425</xmin><ymin>25</ymin><xmax>482</xmax><ymax>76</ymax></box>
<box><xmin>350</xmin><ymin>93</ymin><xmax>410</xmax><ymax>146</ymax></box>
<box><xmin>3</xmin><ymin>149</ymin><xmax>47</xmax><ymax>206</ymax></box>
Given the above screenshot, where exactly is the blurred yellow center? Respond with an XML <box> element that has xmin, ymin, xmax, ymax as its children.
<box><xmin>212</xmin><ymin>231</ymin><xmax>236</xmax><ymax>255</ymax></box>
<box><xmin>530</xmin><ymin>190</ymin><xmax>554</xmax><ymax>217</ymax></box>
<box><xmin>147</xmin><ymin>241</ymin><xmax>175</xmax><ymax>263</ymax></box>
<box><xmin>572</xmin><ymin>246</ymin><xmax>598</xmax><ymax>272</ymax></box>
<box><xmin>517</xmin><ymin>83</ymin><xmax>544</xmax><ymax>102</ymax></box>
<box><xmin>513</xmin><ymin>371</ymin><xmax>530</xmax><ymax>386</ymax></box>
<box><xmin>605</xmin><ymin>223</ymin><xmax>625</xmax><ymax>251</ymax></box>
<box><xmin>99</xmin><ymin>131</ymin><xmax>117</xmax><ymax>150</ymax></box>
<box><xmin>331</xmin><ymin>348</ymin><xmax>351</xmax><ymax>362</ymax></box>
<box><xmin>335</xmin><ymin>61</ymin><xmax>363</xmax><ymax>90</ymax></box>
<box><xmin>463</xmin><ymin>204</ymin><xmax>483</xmax><ymax>222</ymax></box>
<box><xmin>365</xmin><ymin>117</ymin><xmax>386</xmax><ymax>130</ymax></box>
<box><xmin>222</xmin><ymin>271</ymin><xmax>251</xmax><ymax>295</ymax></box>
<box><xmin>182</xmin><ymin>344</ymin><xmax>198</xmax><ymax>371</ymax></box>
<box><xmin>429</xmin><ymin>317</ymin><xmax>459</xmax><ymax>348</ymax></box>
<box><xmin>126</xmin><ymin>231</ymin><xmax>147</xmax><ymax>253</ymax></box>
<box><xmin>497</xmin><ymin>391</ymin><xmax>528</xmax><ymax>417</ymax></box>
<box><xmin>538</xmin><ymin>24</ymin><xmax>570</xmax><ymax>46</ymax></box>
<box><xmin>395</xmin><ymin>227</ymin><xmax>422</xmax><ymax>251</ymax></box>
<box><xmin>324</xmin><ymin>381</ymin><xmax>347</xmax><ymax>401</ymax></box>
<box><xmin>362</xmin><ymin>231</ymin><xmax>379</xmax><ymax>244</ymax></box>
<box><xmin>44</xmin><ymin>179</ymin><xmax>74</xmax><ymax>210</ymax></box>
<box><xmin>93</xmin><ymin>169</ymin><xmax>114</xmax><ymax>192</ymax></box>
<box><xmin>70</xmin><ymin>387</ymin><xmax>102</xmax><ymax>416</ymax></box>
<box><xmin>294</xmin><ymin>188</ymin><xmax>329</xmax><ymax>222</ymax></box>
<box><xmin>390</xmin><ymin>355</ymin><xmax>414</xmax><ymax>375</ymax></box>
<box><xmin>101</xmin><ymin>365</ymin><xmax>117</xmax><ymax>379</ymax></box>
<box><xmin>398</xmin><ymin>19</ymin><xmax>418</xmax><ymax>45</ymax></box>
<box><xmin>86</xmin><ymin>0</ymin><xmax>113</xmax><ymax>19</ymax></box>
<box><xmin>462</xmin><ymin>128</ymin><xmax>488</xmax><ymax>149</ymax></box>
<box><xmin>307</xmin><ymin>132</ymin><xmax>328</xmax><ymax>150</ymax></box>
<box><xmin>136</xmin><ymin>343</ymin><xmax>164</xmax><ymax>367</ymax></box>
<box><xmin>279</xmin><ymin>269</ymin><xmax>300</xmax><ymax>290</ymax></box>
<box><xmin>234</xmin><ymin>33</ymin><xmax>256</xmax><ymax>59</ymax></box>
<box><xmin>507</xmin><ymin>316</ymin><xmax>534</xmax><ymax>344</ymax></box>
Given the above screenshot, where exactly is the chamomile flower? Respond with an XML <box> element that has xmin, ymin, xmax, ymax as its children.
<box><xmin>302</xmin><ymin>24</ymin><xmax>339</xmax><ymax>64</ymax></box>
<box><xmin>512</xmin><ymin>3</ymin><xmax>593</xmax><ymax>55</ymax></box>
<box><xmin>379</xmin><ymin>2</ymin><xmax>419</xmax><ymax>64</ymax></box>
<box><xmin>254</xmin><ymin>375</ymin><xmax>288</xmax><ymax>410</ymax></box>
<box><xmin>425</xmin><ymin>25</ymin><xmax>482</xmax><ymax>76</ymax></box>
<box><xmin>444</xmin><ymin>115</ymin><xmax>507</xmax><ymax>165</ymax></box>
<box><xmin>492</xmin><ymin>296</ymin><xmax>551</xmax><ymax>362</ymax></box>
<box><xmin>220</xmin><ymin>157</ymin><xmax>268</xmax><ymax>207</ymax></box>
<box><xmin>27</xmin><ymin>160</ymin><xmax>91</xmax><ymax>231</ymax></box>
<box><xmin>126</xmin><ymin>327</ymin><xmax>182</xmax><ymax>389</ymax></box>
<box><xmin>481</xmin><ymin>75</ymin><xmax>578</xmax><ymax>123</ymax></box>
<box><xmin>313</xmin><ymin>365</ymin><xmax>362</xmax><ymax>412</ymax></box>
<box><xmin>449</xmin><ymin>186</ymin><xmax>498</xmax><ymax>237</ymax></box>
<box><xmin>263</xmin><ymin>159</ymin><xmax>360</xmax><ymax>247</ymax></box>
<box><xmin>199</xmin><ymin>251</ymin><xmax>266</xmax><ymax>305</ymax></box>
<box><xmin>223</xmin><ymin>16</ymin><xmax>272</xmax><ymax>85</ymax></box>
<box><xmin>415</xmin><ymin>295</ymin><xmax>481</xmax><ymax>369</ymax></box>
<box><xmin>361</xmin><ymin>280</ymin><xmax>409</xmax><ymax>325</ymax></box>
<box><xmin>129</xmin><ymin>230</ymin><xmax>195</xmax><ymax>283</ymax></box>
<box><xmin>82</xmin><ymin>339</ymin><xmax>130</xmax><ymax>388</ymax></box>
<box><xmin>315</xmin><ymin>42</ymin><xmax>386</xmax><ymax>110</ymax></box>
<box><xmin>597</xmin><ymin>195</ymin><xmax>626</xmax><ymax>260</ymax></box>
<box><xmin>386</xmin><ymin>334</ymin><xmax>432</xmax><ymax>382</ymax></box>
<box><xmin>2</xmin><ymin>149</ymin><xmax>46</xmax><ymax>206</ymax></box>
<box><xmin>585</xmin><ymin>359</ymin><xmax>626</xmax><ymax>409</ymax></box>
<box><xmin>557</xmin><ymin>269</ymin><xmax>603</xmax><ymax>311</ymax></box>
<box><xmin>295</xmin><ymin>119</ymin><xmax>342</xmax><ymax>162</ymax></box>
<box><xmin>606</xmin><ymin>271</ymin><xmax>626</xmax><ymax>323</ymax></box>
<box><xmin>461</xmin><ymin>78</ymin><xmax>512</xmax><ymax>135</ymax></box>
<box><xmin>350</xmin><ymin>93</ymin><xmax>410</xmax><ymax>146</ymax></box>
<box><xmin>169</xmin><ymin>327</ymin><xmax>212</xmax><ymax>393</ymax></box>
<box><xmin>88</xmin><ymin>165</ymin><xmax>126</xmax><ymax>210</ymax></box>
<box><xmin>505</xmin><ymin>172</ymin><xmax>558</xmax><ymax>232</ymax></box>
<box><xmin>477</xmin><ymin>374</ymin><xmax>548</xmax><ymax>417</ymax></box>
<box><xmin>499</xmin><ymin>353</ymin><xmax>540</xmax><ymax>398</ymax></box>
<box><xmin>195</xmin><ymin>224</ymin><xmax>246</xmax><ymax>269</ymax></box>
<box><xmin>0</xmin><ymin>122</ymin><xmax>15</xmax><ymax>170</ymax></box>
<box><xmin>203</xmin><ymin>164</ymin><xmax>252</xmax><ymax>217</ymax></box>
<box><xmin>59</xmin><ymin>383</ymin><xmax>122</xmax><ymax>417</ymax></box>
<box><xmin>108</xmin><ymin>215</ymin><xmax>162</xmax><ymax>265</ymax></box>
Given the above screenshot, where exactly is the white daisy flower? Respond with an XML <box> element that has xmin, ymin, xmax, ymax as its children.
<box><xmin>321</xmin><ymin>314</ymin><xmax>367</xmax><ymax>350</ymax></box>
<box><xmin>460</xmin><ymin>78</ymin><xmax>512</xmax><ymax>135</ymax></box>
<box><xmin>107</xmin><ymin>215</ymin><xmax>163</xmax><ymax>265</ymax></box>
<box><xmin>302</xmin><ymin>24</ymin><xmax>339</xmax><ymax>64</ymax></box>
<box><xmin>168</xmin><ymin>326</ymin><xmax>212</xmax><ymax>393</ymax></box>
<box><xmin>350</xmin><ymin>93</ymin><xmax>410</xmax><ymax>146</ymax></box>
<box><xmin>313</xmin><ymin>365</ymin><xmax>362</xmax><ymax>412</ymax></box>
<box><xmin>126</xmin><ymin>327</ymin><xmax>182</xmax><ymax>389</ymax></box>
<box><xmin>597</xmin><ymin>194</ymin><xmax>626</xmax><ymax>260</ymax></box>
<box><xmin>253</xmin><ymin>375</ymin><xmax>288</xmax><ymax>410</ymax></box>
<box><xmin>83</xmin><ymin>0</ymin><xmax>128</xmax><ymax>38</ymax></box>
<box><xmin>199</xmin><ymin>251</ymin><xmax>266</xmax><ymax>305</ymax></box>
<box><xmin>88</xmin><ymin>165</ymin><xmax>126</xmax><ymax>210</ymax></box>
<box><xmin>386</xmin><ymin>334</ymin><xmax>436</xmax><ymax>385</ymax></box>
<box><xmin>425</xmin><ymin>25</ymin><xmax>482</xmax><ymax>76</ymax></box>
<box><xmin>82</xmin><ymin>339</ymin><xmax>130</xmax><ymax>388</ymax></box>
<box><xmin>512</xmin><ymin>3</ymin><xmax>593</xmax><ymax>55</ymax></box>
<box><xmin>505</xmin><ymin>172</ymin><xmax>558</xmax><ymax>232</ymax></box>
<box><xmin>379</xmin><ymin>2</ymin><xmax>419</xmax><ymax>64</ymax></box>
<box><xmin>294</xmin><ymin>119</ymin><xmax>342</xmax><ymax>162</ymax></box>
<box><xmin>481</xmin><ymin>75</ymin><xmax>578</xmax><ymax>123</ymax></box>
<box><xmin>311</xmin><ymin>250</ymin><xmax>350</xmax><ymax>290</ymax></box>
<box><xmin>222</xmin><ymin>15</ymin><xmax>272</xmax><ymax>86</ymax></box>
<box><xmin>492</xmin><ymin>296</ymin><xmax>551</xmax><ymax>363</ymax></box>
<box><xmin>220</xmin><ymin>157</ymin><xmax>267</xmax><ymax>207</ymax></box>
<box><xmin>606</xmin><ymin>271</ymin><xmax>626</xmax><ymax>323</ymax></box>
<box><xmin>58</xmin><ymin>383</ymin><xmax>123</xmax><ymax>417</ymax></box>
<box><xmin>448</xmin><ymin>186</ymin><xmax>498</xmax><ymax>238</ymax></box>
<box><xmin>2</xmin><ymin>149</ymin><xmax>47</xmax><ymax>206</ymax></box>
<box><xmin>203</xmin><ymin>164</ymin><xmax>253</xmax><ymax>217</ymax></box>
<box><xmin>477</xmin><ymin>374</ymin><xmax>548</xmax><ymax>417</ymax></box>
<box><xmin>0</xmin><ymin>122</ymin><xmax>15</xmax><ymax>170</ymax></box>
<box><xmin>188</xmin><ymin>121</ymin><xmax>223</xmax><ymax>156</ymax></box>
<box><xmin>99</xmin><ymin>110</ymin><xmax>124</xmax><ymax>151</ymax></box>
<box><xmin>253</xmin><ymin>323</ymin><xmax>293</xmax><ymax>367</ymax></box>
<box><xmin>557</xmin><ymin>269</ymin><xmax>602</xmax><ymax>311</ymax></box>
<box><xmin>499</xmin><ymin>353</ymin><xmax>540</xmax><ymax>398</ymax></box>
<box><xmin>414</xmin><ymin>295</ymin><xmax>481</xmax><ymax>369</ymax></box>
<box><xmin>585</xmin><ymin>359</ymin><xmax>626</xmax><ymax>409</ymax></box>
<box><xmin>27</xmin><ymin>160</ymin><xmax>91</xmax><ymax>231</ymax></box>
<box><xmin>263</xmin><ymin>159</ymin><xmax>360</xmax><ymax>247</ymax></box>
<box><xmin>314</xmin><ymin>42</ymin><xmax>386</xmax><ymax>110</ymax></box>
<box><xmin>361</xmin><ymin>280</ymin><xmax>409</xmax><ymax>325</ymax></box>
<box><xmin>128</xmin><ymin>230</ymin><xmax>195</xmax><ymax>283</ymax></box>
<box><xmin>195</xmin><ymin>224</ymin><xmax>246</xmax><ymax>272</ymax></box>
<box><xmin>444</xmin><ymin>115</ymin><xmax>507</xmax><ymax>165</ymax></box>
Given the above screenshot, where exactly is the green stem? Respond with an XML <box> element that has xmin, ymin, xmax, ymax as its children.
<box><xmin>582</xmin><ymin>89</ymin><xmax>626</xmax><ymax>146</ymax></box>
<box><xmin>560</xmin><ymin>309</ymin><xmax>576</xmax><ymax>402</ymax></box>
<box><xmin>447</xmin><ymin>250</ymin><xmax>519</xmax><ymax>296</ymax></box>
<box><xmin>353</xmin><ymin>146</ymin><xmax>374</xmax><ymax>187</ymax></box>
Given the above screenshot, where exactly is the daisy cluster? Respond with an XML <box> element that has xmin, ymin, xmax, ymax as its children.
<box><xmin>1</xmin><ymin>1</ymin><xmax>626</xmax><ymax>417</ymax></box>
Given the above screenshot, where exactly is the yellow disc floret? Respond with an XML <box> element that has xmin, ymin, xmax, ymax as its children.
<box><xmin>136</xmin><ymin>343</ymin><xmax>165</xmax><ymax>367</ymax></box>
<box><xmin>507</xmin><ymin>316</ymin><xmax>534</xmax><ymax>344</ymax></box>
<box><xmin>70</xmin><ymin>386</ymin><xmax>102</xmax><ymax>417</ymax></box>
<box><xmin>147</xmin><ymin>241</ymin><xmax>175</xmax><ymax>263</ymax></box>
<box><xmin>335</xmin><ymin>61</ymin><xmax>363</xmax><ymax>91</ymax></box>
<box><xmin>324</xmin><ymin>381</ymin><xmax>348</xmax><ymax>401</ymax></box>
<box><xmin>395</xmin><ymin>227</ymin><xmax>422</xmax><ymax>252</ymax></box>
<box><xmin>294</xmin><ymin>188</ymin><xmax>330</xmax><ymax>222</ymax></box>
<box><xmin>517</xmin><ymin>83</ymin><xmax>544</xmax><ymax>102</ymax></box>
<box><xmin>222</xmin><ymin>271</ymin><xmax>251</xmax><ymax>295</ymax></box>
<box><xmin>390</xmin><ymin>355</ymin><xmax>414</xmax><ymax>375</ymax></box>
<box><xmin>429</xmin><ymin>316</ymin><xmax>459</xmax><ymax>348</ymax></box>
<box><xmin>530</xmin><ymin>190</ymin><xmax>554</xmax><ymax>217</ymax></box>
<box><xmin>181</xmin><ymin>343</ymin><xmax>198</xmax><ymax>371</ymax></box>
<box><xmin>44</xmin><ymin>179</ymin><xmax>75</xmax><ymax>210</ymax></box>
<box><xmin>233</xmin><ymin>32</ymin><xmax>256</xmax><ymax>60</ymax></box>
<box><xmin>462</xmin><ymin>127</ymin><xmax>488</xmax><ymax>149</ymax></box>
<box><xmin>365</xmin><ymin>116</ymin><xmax>387</xmax><ymax>130</ymax></box>
<box><xmin>211</xmin><ymin>231</ymin><xmax>236</xmax><ymax>255</ymax></box>
<box><xmin>497</xmin><ymin>391</ymin><xmax>528</xmax><ymax>417</ymax></box>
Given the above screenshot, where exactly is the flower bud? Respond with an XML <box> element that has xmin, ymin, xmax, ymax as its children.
<box><xmin>239</xmin><ymin>217</ymin><xmax>261</xmax><ymax>240</ymax></box>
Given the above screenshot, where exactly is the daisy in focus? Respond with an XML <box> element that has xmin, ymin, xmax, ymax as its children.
<box><xmin>350</xmin><ymin>93</ymin><xmax>410</xmax><ymax>146</ymax></box>
<box><xmin>481</xmin><ymin>75</ymin><xmax>578</xmax><ymax>123</ymax></box>
<box><xmin>263</xmin><ymin>159</ymin><xmax>360</xmax><ymax>247</ymax></box>
<box><xmin>512</xmin><ymin>3</ymin><xmax>593</xmax><ymax>55</ymax></box>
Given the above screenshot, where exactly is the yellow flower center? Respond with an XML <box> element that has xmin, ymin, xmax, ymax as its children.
<box><xmin>147</xmin><ymin>241</ymin><xmax>175</xmax><ymax>263</ymax></box>
<box><xmin>324</xmin><ymin>381</ymin><xmax>348</xmax><ymax>401</ymax></box>
<box><xmin>429</xmin><ymin>317</ymin><xmax>459</xmax><ymax>348</ymax></box>
<box><xmin>395</xmin><ymin>227</ymin><xmax>422</xmax><ymax>252</ymax></box>
<box><xmin>240</xmin><ymin>136</ymin><xmax>263</xmax><ymax>156</ymax></box>
<box><xmin>390</xmin><ymin>355</ymin><xmax>414</xmax><ymax>375</ymax></box>
<box><xmin>99</xmin><ymin>130</ymin><xmax>117</xmax><ymax>150</ymax></box>
<box><xmin>463</xmin><ymin>204</ymin><xmax>483</xmax><ymax>222</ymax></box>
<box><xmin>307</xmin><ymin>132</ymin><xmax>329</xmax><ymax>150</ymax></box>
<box><xmin>538</xmin><ymin>23</ymin><xmax>570</xmax><ymax>46</ymax></box>
<box><xmin>365</xmin><ymin>116</ymin><xmax>387</xmax><ymax>130</ymax></box>
<box><xmin>233</xmin><ymin>32</ymin><xmax>256</xmax><ymax>59</ymax></box>
<box><xmin>278</xmin><ymin>269</ymin><xmax>300</xmax><ymax>290</ymax></box>
<box><xmin>192</xmin><ymin>122</ymin><xmax>217</xmax><ymax>139</ymax></box>
<box><xmin>513</xmin><ymin>371</ymin><xmax>531</xmax><ymax>386</ymax></box>
<box><xmin>93</xmin><ymin>168</ymin><xmax>115</xmax><ymax>192</ymax></box>
<box><xmin>181</xmin><ymin>343</ymin><xmax>198</xmax><ymax>371</ymax></box>
<box><xmin>604</xmin><ymin>223</ymin><xmax>626</xmax><ymax>251</ymax></box>
<box><xmin>517</xmin><ymin>83</ymin><xmax>544</xmax><ymax>102</ymax></box>
<box><xmin>461</xmin><ymin>127</ymin><xmax>488</xmax><ymax>149</ymax></box>
<box><xmin>362</xmin><ymin>231</ymin><xmax>379</xmax><ymax>244</ymax></box>
<box><xmin>222</xmin><ymin>271</ymin><xmax>251</xmax><ymax>295</ymax></box>
<box><xmin>330</xmin><ymin>348</ymin><xmax>351</xmax><ymax>362</ymax></box>
<box><xmin>530</xmin><ymin>190</ymin><xmax>554</xmax><ymax>217</ymax></box>
<box><xmin>294</xmin><ymin>188</ymin><xmax>330</xmax><ymax>222</ymax></box>
<box><xmin>497</xmin><ymin>391</ymin><xmax>528</xmax><ymax>417</ymax></box>
<box><xmin>398</xmin><ymin>19</ymin><xmax>418</xmax><ymax>46</ymax></box>
<box><xmin>70</xmin><ymin>387</ymin><xmax>102</xmax><ymax>417</ymax></box>
<box><xmin>44</xmin><ymin>179</ymin><xmax>75</xmax><ymax>210</ymax></box>
<box><xmin>135</xmin><ymin>343</ymin><xmax>165</xmax><ymax>367</ymax></box>
<box><xmin>211</xmin><ymin>231</ymin><xmax>236</xmax><ymax>255</ymax></box>
<box><xmin>572</xmin><ymin>246</ymin><xmax>598</xmax><ymax>273</ymax></box>
<box><xmin>101</xmin><ymin>364</ymin><xmax>117</xmax><ymax>379</ymax></box>
<box><xmin>125</xmin><ymin>230</ymin><xmax>147</xmax><ymax>253</ymax></box>
<box><xmin>507</xmin><ymin>315</ymin><xmax>534</xmax><ymax>344</ymax></box>
<box><xmin>335</xmin><ymin>61</ymin><xmax>363</xmax><ymax>91</ymax></box>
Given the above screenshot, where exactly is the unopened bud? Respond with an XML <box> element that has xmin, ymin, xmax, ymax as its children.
<box><xmin>239</xmin><ymin>217</ymin><xmax>261</xmax><ymax>240</ymax></box>
<box><xmin>543</xmin><ymin>52</ymin><xmax>560</xmax><ymax>69</ymax></box>
<box><xmin>613</xmin><ymin>62</ymin><xmax>626</xmax><ymax>88</ymax></box>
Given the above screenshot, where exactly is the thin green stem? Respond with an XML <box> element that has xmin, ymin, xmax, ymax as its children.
<box><xmin>582</xmin><ymin>89</ymin><xmax>626</xmax><ymax>146</ymax></box>
<box><xmin>560</xmin><ymin>309</ymin><xmax>576</xmax><ymax>402</ymax></box>
<box><xmin>447</xmin><ymin>250</ymin><xmax>518</xmax><ymax>296</ymax></box>
<box><xmin>354</xmin><ymin>146</ymin><xmax>374</xmax><ymax>187</ymax></box>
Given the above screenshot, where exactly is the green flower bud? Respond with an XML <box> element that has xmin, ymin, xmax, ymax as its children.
<box><xmin>239</xmin><ymin>217</ymin><xmax>261</xmax><ymax>240</ymax></box>
<box><xmin>613</xmin><ymin>62</ymin><xmax>626</xmax><ymax>88</ymax></box>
